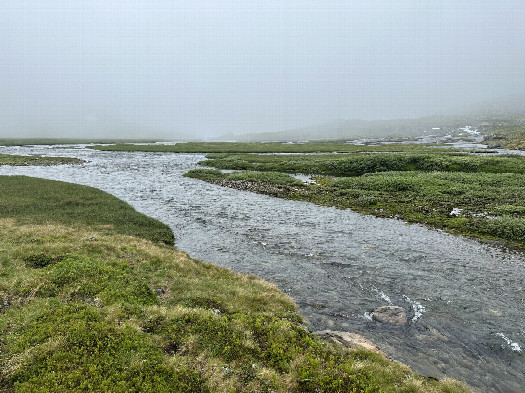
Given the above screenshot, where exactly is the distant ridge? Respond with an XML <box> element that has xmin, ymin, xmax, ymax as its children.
<box><xmin>214</xmin><ymin>115</ymin><xmax>477</xmax><ymax>142</ymax></box>
<box><xmin>213</xmin><ymin>95</ymin><xmax>525</xmax><ymax>142</ymax></box>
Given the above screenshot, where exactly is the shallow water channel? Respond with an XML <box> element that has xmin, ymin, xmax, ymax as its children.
<box><xmin>1</xmin><ymin>144</ymin><xmax>524</xmax><ymax>392</ymax></box>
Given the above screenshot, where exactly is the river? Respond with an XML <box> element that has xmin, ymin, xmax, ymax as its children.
<box><xmin>1</xmin><ymin>144</ymin><xmax>524</xmax><ymax>392</ymax></box>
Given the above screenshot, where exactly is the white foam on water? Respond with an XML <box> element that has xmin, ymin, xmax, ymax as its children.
<box><xmin>363</xmin><ymin>312</ymin><xmax>373</xmax><ymax>321</ymax></box>
<box><xmin>380</xmin><ymin>291</ymin><xmax>392</xmax><ymax>304</ymax></box>
<box><xmin>450</xmin><ymin>207</ymin><xmax>463</xmax><ymax>217</ymax></box>
<box><xmin>403</xmin><ymin>295</ymin><xmax>426</xmax><ymax>322</ymax></box>
<box><xmin>496</xmin><ymin>333</ymin><xmax>522</xmax><ymax>353</ymax></box>
<box><xmin>372</xmin><ymin>287</ymin><xmax>392</xmax><ymax>304</ymax></box>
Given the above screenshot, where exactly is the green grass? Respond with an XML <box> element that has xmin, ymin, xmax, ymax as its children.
<box><xmin>0</xmin><ymin>176</ymin><xmax>174</xmax><ymax>246</ymax></box>
<box><xmin>0</xmin><ymin>153</ymin><xmax>82</xmax><ymax>166</ymax></box>
<box><xmin>186</xmin><ymin>150</ymin><xmax>525</xmax><ymax>248</ymax></box>
<box><xmin>88</xmin><ymin>141</ymin><xmax>453</xmax><ymax>153</ymax></box>
<box><xmin>317</xmin><ymin>171</ymin><xmax>525</xmax><ymax>243</ymax></box>
<box><xmin>197</xmin><ymin>152</ymin><xmax>525</xmax><ymax>176</ymax></box>
<box><xmin>0</xmin><ymin>176</ymin><xmax>470</xmax><ymax>392</ymax></box>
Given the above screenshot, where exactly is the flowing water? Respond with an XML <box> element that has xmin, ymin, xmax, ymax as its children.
<box><xmin>1</xmin><ymin>144</ymin><xmax>524</xmax><ymax>392</ymax></box>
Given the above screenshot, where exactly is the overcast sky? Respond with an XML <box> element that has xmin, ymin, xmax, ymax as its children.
<box><xmin>1</xmin><ymin>0</ymin><xmax>524</xmax><ymax>139</ymax></box>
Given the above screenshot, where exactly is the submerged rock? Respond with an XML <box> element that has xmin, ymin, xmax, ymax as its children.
<box><xmin>371</xmin><ymin>306</ymin><xmax>407</xmax><ymax>326</ymax></box>
<box><xmin>314</xmin><ymin>330</ymin><xmax>383</xmax><ymax>354</ymax></box>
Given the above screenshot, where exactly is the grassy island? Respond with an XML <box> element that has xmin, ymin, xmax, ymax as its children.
<box><xmin>0</xmin><ymin>153</ymin><xmax>82</xmax><ymax>166</ymax></box>
<box><xmin>0</xmin><ymin>176</ymin><xmax>469</xmax><ymax>392</ymax></box>
<box><xmin>185</xmin><ymin>146</ymin><xmax>525</xmax><ymax>249</ymax></box>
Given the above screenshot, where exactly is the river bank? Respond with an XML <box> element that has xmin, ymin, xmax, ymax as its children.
<box><xmin>0</xmin><ymin>175</ymin><xmax>469</xmax><ymax>392</ymax></box>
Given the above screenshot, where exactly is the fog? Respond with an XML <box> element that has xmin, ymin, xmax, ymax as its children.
<box><xmin>1</xmin><ymin>0</ymin><xmax>524</xmax><ymax>139</ymax></box>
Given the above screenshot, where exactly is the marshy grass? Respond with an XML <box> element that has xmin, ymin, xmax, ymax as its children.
<box><xmin>0</xmin><ymin>176</ymin><xmax>470</xmax><ymax>392</ymax></box>
<box><xmin>198</xmin><ymin>151</ymin><xmax>525</xmax><ymax>177</ymax></box>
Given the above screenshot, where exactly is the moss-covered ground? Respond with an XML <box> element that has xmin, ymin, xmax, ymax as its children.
<box><xmin>0</xmin><ymin>176</ymin><xmax>470</xmax><ymax>392</ymax></box>
<box><xmin>185</xmin><ymin>149</ymin><xmax>525</xmax><ymax>248</ymax></box>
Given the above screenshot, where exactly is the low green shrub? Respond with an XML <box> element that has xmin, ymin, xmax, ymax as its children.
<box><xmin>5</xmin><ymin>301</ymin><xmax>208</xmax><ymax>393</ymax></box>
<box><xmin>38</xmin><ymin>256</ymin><xmax>158</xmax><ymax>306</ymax></box>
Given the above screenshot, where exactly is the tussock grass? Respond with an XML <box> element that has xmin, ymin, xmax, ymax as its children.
<box><xmin>0</xmin><ymin>176</ymin><xmax>470</xmax><ymax>392</ymax></box>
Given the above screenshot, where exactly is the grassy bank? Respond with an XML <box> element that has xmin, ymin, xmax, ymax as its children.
<box><xmin>0</xmin><ymin>153</ymin><xmax>82</xmax><ymax>166</ymax></box>
<box><xmin>186</xmin><ymin>150</ymin><xmax>525</xmax><ymax>248</ymax></box>
<box><xmin>199</xmin><ymin>152</ymin><xmax>525</xmax><ymax>176</ymax></box>
<box><xmin>484</xmin><ymin>125</ymin><xmax>525</xmax><ymax>150</ymax></box>
<box><xmin>88</xmin><ymin>141</ymin><xmax>452</xmax><ymax>154</ymax></box>
<box><xmin>0</xmin><ymin>176</ymin><xmax>174</xmax><ymax>246</ymax></box>
<box><xmin>0</xmin><ymin>176</ymin><xmax>469</xmax><ymax>392</ymax></box>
